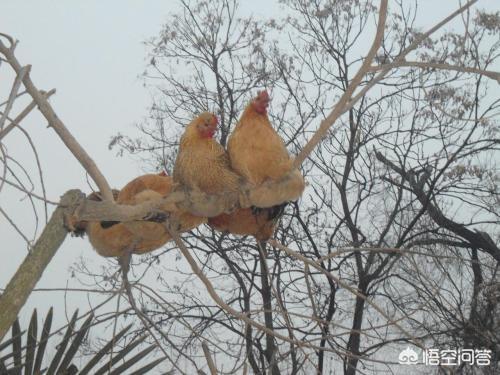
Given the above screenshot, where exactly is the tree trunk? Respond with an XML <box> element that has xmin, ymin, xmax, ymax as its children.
<box><xmin>345</xmin><ymin>284</ymin><xmax>367</xmax><ymax>375</ymax></box>
<box><xmin>0</xmin><ymin>189</ymin><xmax>83</xmax><ymax>341</ymax></box>
<box><xmin>258</xmin><ymin>241</ymin><xmax>280</xmax><ymax>375</ymax></box>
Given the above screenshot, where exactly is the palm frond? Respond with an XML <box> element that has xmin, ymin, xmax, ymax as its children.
<box><xmin>0</xmin><ymin>308</ymin><xmax>165</xmax><ymax>374</ymax></box>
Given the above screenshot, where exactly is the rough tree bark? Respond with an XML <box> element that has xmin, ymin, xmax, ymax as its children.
<box><xmin>0</xmin><ymin>190</ymin><xmax>84</xmax><ymax>341</ymax></box>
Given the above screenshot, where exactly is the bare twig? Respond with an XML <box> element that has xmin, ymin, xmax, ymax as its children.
<box><xmin>293</xmin><ymin>0</ymin><xmax>480</xmax><ymax>169</ymax></box>
<box><xmin>120</xmin><ymin>251</ymin><xmax>190</xmax><ymax>374</ymax></box>
<box><xmin>268</xmin><ymin>239</ymin><xmax>424</xmax><ymax>349</ymax></box>
<box><xmin>0</xmin><ymin>176</ymin><xmax>58</xmax><ymax>205</ymax></box>
<box><xmin>0</xmin><ymin>89</ymin><xmax>56</xmax><ymax>141</ymax></box>
<box><xmin>0</xmin><ymin>206</ymin><xmax>32</xmax><ymax>248</ymax></box>
<box><xmin>166</xmin><ymin>225</ymin><xmax>402</xmax><ymax>365</ymax></box>
<box><xmin>292</xmin><ymin>0</ymin><xmax>388</xmax><ymax>168</ymax></box>
<box><xmin>346</xmin><ymin>0</ymin><xmax>480</xmax><ymax>114</ymax></box>
<box><xmin>0</xmin><ymin>40</ymin><xmax>114</xmax><ymax>201</ymax></box>
<box><xmin>0</xmin><ymin>65</ymin><xmax>30</xmax><ymax>131</ymax></box>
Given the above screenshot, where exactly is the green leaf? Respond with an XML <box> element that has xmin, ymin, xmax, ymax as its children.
<box><xmin>0</xmin><ymin>359</ymin><xmax>9</xmax><ymax>373</ymax></box>
<box><xmin>46</xmin><ymin>310</ymin><xmax>78</xmax><ymax>374</ymax></box>
<box><xmin>128</xmin><ymin>356</ymin><xmax>166</xmax><ymax>375</ymax></box>
<box><xmin>11</xmin><ymin>318</ymin><xmax>22</xmax><ymax>375</ymax></box>
<box><xmin>0</xmin><ymin>329</ymin><xmax>26</xmax><ymax>355</ymax></box>
<box><xmin>24</xmin><ymin>309</ymin><xmax>38</xmax><ymax>375</ymax></box>
<box><xmin>107</xmin><ymin>345</ymin><xmax>157</xmax><ymax>375</ymax></box>
<box><xmin>78</xmin><ymin>324</ymin><xmax>133</xmax><ymax>375</ymax></box>
<box><xmin>93</xmin><ymin>334</ymin><xmax>148</xmax><ymax>375</ymax></box>
<box><xmin>57</xmin><ymin>314</ymin><xmax>93</xmax><ymax>372</ymax></box>
<box><xmin>33</xmin><ymin>307</ymin><xmax>53</xmax><ymax>374</ymax></box>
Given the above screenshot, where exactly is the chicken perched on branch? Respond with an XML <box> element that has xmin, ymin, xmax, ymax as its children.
<box><xmin>85</xmin><ymin>173</ymin><xmax>205</xmax><ymax>257</ymax></box>
<box><xmin>228</xmin><ymin>91</ymin><xmax>302</xmax><ymax>187</ymax></box>
<box><xmin>208</xmin><ymin>207</ymin><xmax>278</xmax><ymax>240</ymax></box>
<box><xmin>173</xmin><ymin>112</ymin><xmax>242</xmax><ymax>195</ymax></box>
<box><xmin>208</xmin><ymin>91</ymin><xmax>305</xmax><ymax>240</ymax></box>
<box><xmin>172</xmin><ymin>111</ymin><xmax>273</xmax><ymax>240</ymax></box>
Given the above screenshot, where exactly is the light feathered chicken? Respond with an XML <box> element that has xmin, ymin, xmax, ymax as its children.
<box><xmin>208</xmin><ymin>91</ymin><xmax>305</xmax><ymax>240</ymax></box>
<box><xmin>208</xmin><ymin>207</ymin><xmax>277</xmax><ymax>240</ymax></box>
<box><xmin>173</xmin><ymin>112</ymin><xmax>241</xmax><ymax>194</ymax></box>
<box><xmin>85</xmin><ymin>173</ymin><xmax>205</xmax><ymax>257</ymax></box>
<box><xmin>227</xmin><ymin>90</ymin><xmax>297</xmax><ymax>185</ymax></box>
<box><xmin>172</xmin><ymin>111</ymin><xmax>277</xmax><ymax>240</ymax></box>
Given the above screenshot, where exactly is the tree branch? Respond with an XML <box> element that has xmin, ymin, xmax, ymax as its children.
<box><xmin>369</xmin><ymin>61</ymin><xmax>500</xmax><ymax>83</ymax></box>
<box><xmin>70</xmin><ymin>171</ymin><xmax>304</xmax><ymax>224</ymax></box>
<box><xmin>375</xmin><ymin>151</ymin><xmax>500</xmax><ymax>261</ymax></box>
<box><xmin>292</xmin><ymin>0</ymin><xmax>480</xmax><ymax>170</ymax></box>
<box><xmin>0</xmin><ymin>189</ymin><xmax>84</xmax><ymax>342</ymax></box>
<box><xmin>292</xmin><ymin>0</ymin><xmax>388</xmax><ymax>168</ymax></box>
<box><xmin>0</xmin><ymin>89</ymin><xmax>56</xmax><ymax>141</ymax></box>
<box><xmin>0</xmin><ymin>40</ymin><xmax>114</xmax><ymax>202</ymax></box>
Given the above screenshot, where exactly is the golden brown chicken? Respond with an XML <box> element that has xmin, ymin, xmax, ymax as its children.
<box><xmin>172</xmin><ymin>111</ymin><xmax>272</xmax><ymax>240</ymax></box>
<box><xmin>86</xmin><ymin>173</ymin><xmax>205</xmax><ymax>257</ymax></box>
<box><xmin>173</xmin><ymin>112</ymin><xmax>241</xmax><ymax>194</ymax></box>
<box><xmin>208</xmin><ymin>91</ymin><xmax>305</xmax><ymax>241</ymax></box>
<box><xmin>208</xmin><ymin>207</ymin><xmax>277</xmax><ymax>240</ymax></box>
<box><xmin>227</xmin><ymin>90</ymin><xmax>302</xmax><ymax>186</ymax></box>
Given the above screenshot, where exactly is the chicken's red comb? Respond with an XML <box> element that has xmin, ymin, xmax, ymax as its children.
<box><xmin>257</xmin><ymin>90</ymin><xmax>270</xmax><ymax>101</ymax></box>
<box><xmin>158</xmin><ymin>170</ymin><xmax>168</xmax><ymax>177</ymax></box>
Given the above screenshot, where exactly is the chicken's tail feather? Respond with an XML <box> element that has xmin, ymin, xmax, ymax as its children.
<box><xmin>100</xmin><ymin>221</ymin><xmax>120</xmax><ymax>229</ymax></box>
<box><xmin>251</xmin><ymin>202</ymin><xmax>288</xmax><ymax>222</ymax></box>
<box><xmin>86</xmin><ymin>190</ymin><xmax>121</xmax><ymax>229</ymax></box>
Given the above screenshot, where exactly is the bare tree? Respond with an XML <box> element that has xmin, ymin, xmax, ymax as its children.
<box><xmin>111</xmin><ymin>0</ymin><xmax>499</xmax><ymax>373</ymax></box>
<box><xmin>1</xmin><ymin>0</ymin><xmax>499</xmax><ymax>374</ymax></box>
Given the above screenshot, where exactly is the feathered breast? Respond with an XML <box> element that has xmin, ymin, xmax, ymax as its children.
<box><xmin>228</xmin><ymin>109</ymin><xmax>292</xmax><ymax>185</ymax></box>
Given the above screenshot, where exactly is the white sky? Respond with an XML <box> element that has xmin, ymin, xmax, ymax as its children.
<box><xmin>0</xmin><ymin>0</ymin><xmax>499</xmax><ymax>370</ymax></box>
<box><xmin>0</xmin><ymin>1</ymin><xmax>281</xmax><ymax>367</ymax></box>
<box><xmin>0</xmin><ymin>1</ymin><xmax>171</xmax><ymax>324</ymax></box>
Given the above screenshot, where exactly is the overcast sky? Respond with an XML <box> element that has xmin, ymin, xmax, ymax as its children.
<box><xmin>0</xmin><ymin>1</ymin><xmax>283</xmax><ymax>362</ymax></box>
<box><xmin>1</xmin><ymin>0</ymin><xmax>171</xmax><ymax>326</ymax></box>
<box><xmin>1</xmin><ymin>0</ymin><xmax>498</xmax><ymax>370</ymax></box>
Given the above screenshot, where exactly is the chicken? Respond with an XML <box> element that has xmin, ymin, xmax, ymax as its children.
<box><xmin>208</xmin><ymin>207</ymin><xmax>278</xmax><ymax>241</ymax></box>
<box><xmin>173</xmin><ymin>112</ymin><xmax>241</xmax><ymax>194</ymax></box>
<box><xmin>227</xmin><ymin>90</ymin><xmax>302</xmax><ymax>186</ymax></box>
<box><xmin>208</xmin><ymin>91</ymin><xmax>305</xmax><ymax>241</ymax></box>
<box><xmin>86</xmin><ymin>173</ymin><xmax>206</xmax><ymax>257</ymax></box>
<box><xmin>172</xmin><ymin>112</ymin><xmax>273</xmax><ymax>240</ymax></box>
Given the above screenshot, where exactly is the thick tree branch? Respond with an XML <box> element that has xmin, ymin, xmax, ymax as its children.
<box><xmin>71</xmin><ymin>171</ymin><xmax>304</xmax><ymax>223</ymax></box>
<box><xmin>202</xmin><ymin>341</ymin><xmax>218</xmax><ymax>375</ymax></box>
<box><xmin>257</xmin><ymin>242</ymin><xmax>280</xmax><ymax>375</ymax></box>
<box><xmin>375</xmin><ymin>151</ymin><xmax>500</xmax><ymax>261</ymax></box>
<box><xmin>369</xmin><ymin>61</ymin><xmax>500</xmax><ymax>83</ymax></box>
<box><xmin>0</xmin><ymin>189</ymin><xmax>84</xmax><ymax>342</ymax></box>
